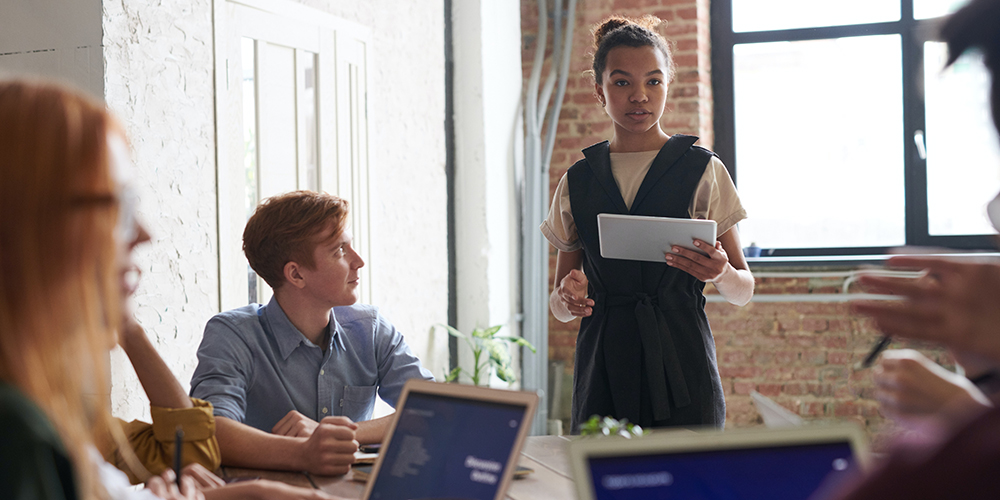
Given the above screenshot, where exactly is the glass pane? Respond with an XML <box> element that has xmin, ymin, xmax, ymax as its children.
<box><xmin>258</xmin><ymin>42</ymin><xmax>299</xmax><ymax>201</ymax></box>
<box><xmin>242</xmin><ymin>37</ymin><xmax>259</xmax><ymax>304</ymax></box>
<box><xmin>732</xmin><ymin>0</ymin><xmax>899</xmax><ymax>32</ymax></box>
<box><xmin>242</xmin><ymin>37</ymin><xmax>258</xmax><ymax>220</ymax></box>
<box><xmin>925</xmin><ymin>42</ymin><xmax>1000</xmax><ymax>235</ymax></box>
<box><xmin>734</xmin><ymin>36</ymin><xmax>905</xmax><ymax>249</ymax></box>
<box><xmin>914</xmin><ymin>0</ymin><xmax>970</xmax><ymax>20</ymax></box>
<box><xmin>296</xmin><ymin>50</ymin><xmax>318</xmax><ymax>191</ymax></box>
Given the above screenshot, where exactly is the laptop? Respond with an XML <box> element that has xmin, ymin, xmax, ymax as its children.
<box><xmin>360</xmin><ymin>379</ymin><xmax>538</xmax><ymax>500</ymax></box>
<box><xmin>568</xmin><ymin>424</ymin><xmax>870</xmax><ymax>500</ymax></box>
<box><xmin>597</xmin><ymin>213</ymin><xmax>717</xmax><ymax>262</ymax></box>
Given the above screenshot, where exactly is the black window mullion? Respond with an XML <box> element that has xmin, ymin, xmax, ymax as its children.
<box><xmin>901</xmin><ymin>0</ymin><xmax>929</xmax><ymax>247</ymax></box>
<box><xmin>710</xmin><ymin>0</ymin><xmax>737</xmax><ymax>181</ymax></box>
<box><xmin>731</xmin><ymin>21</ymin><xmax>905</xmax><ymax>45</ymax></box>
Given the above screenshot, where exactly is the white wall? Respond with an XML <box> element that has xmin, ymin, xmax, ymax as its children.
<box><xmin>102</xmin><ymin>1</ymin><xmax>220</xmax><ymax>420</ymax></box>
<box><xmin>2</xmin><ymin>0</ymin><xmax>449</xmax><ymax>421</ymax></box>
<box><xmin>0</xmin><ymin>0</ymin><xmax>103</xmax><ymax>97</ymax></box>
<box><xmin>452</xmin><ymin>0</ymin><xmax>524</xmax><ymax>383</ymax></box>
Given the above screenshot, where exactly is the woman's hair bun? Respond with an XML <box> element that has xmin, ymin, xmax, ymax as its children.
<box><xmin>592</xmin><ymin>15</ymin><xmax>663</xmax><ymax>49</ymax></box>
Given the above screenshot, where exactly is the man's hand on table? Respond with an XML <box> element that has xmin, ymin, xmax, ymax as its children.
<box><xmin>273</xmin><ymin>410</ymin><xmax>320</xmax><ymax>438</ymax></box>
<box><xmin>298</xmin><ymin>416</ymin><xmax>359</xmax><ymax>475</ymax></box>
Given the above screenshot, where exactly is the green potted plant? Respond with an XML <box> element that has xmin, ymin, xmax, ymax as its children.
<box><xmin>436</xmin><ymin>324</ymin><xmax>535</xmax><ymax>386</ymax></box>
<box><xmin>578</xmin><ymin>415</ymin><xmax>648</xmax><ymax>438</ymax></box>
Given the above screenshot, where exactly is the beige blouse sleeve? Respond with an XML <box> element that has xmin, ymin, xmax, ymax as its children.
<box><xmin>539</xmin><ymin>172</ymin><xmax>582</xmax><ymax>252</ymax></box>
<box><xmin>689</xmin><ymin>156</ymin><xmax>747</xmax><ymax>236</ymax></box>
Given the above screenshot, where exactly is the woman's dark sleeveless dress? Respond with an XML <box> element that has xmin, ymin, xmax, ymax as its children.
<box><xmin>566</xmin><ymin>134</ymin><xmax>726</xmax><ymax>431</ymax></box>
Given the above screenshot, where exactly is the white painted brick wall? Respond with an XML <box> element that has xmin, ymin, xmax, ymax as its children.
<box><xmin>103</xmin><ymin>0</ymin><xmax>218</xmax><ymax>421</ymax></box>
<box><xmin>102</xmin><ymin>0</ymin><xmax>449</xmax><ymax>420</ymax></box>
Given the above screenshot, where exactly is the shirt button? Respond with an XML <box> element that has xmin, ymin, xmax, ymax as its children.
<box><xmin>322</xmin><ymin>407</ymin><xmax>328</xmax><ymax>414</ymax></box>
<box><xmin>320</xmin><ymin>369</ymin><xmax>325</xmax><ymax>375</ymax></box>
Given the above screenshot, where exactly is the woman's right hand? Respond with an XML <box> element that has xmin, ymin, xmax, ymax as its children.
<box><xmin>146</xmin><ymin>470</ymin><xmax>205</xmax><ymax>500</ymax></box>
<box><xmin>180</xmin><ymin>463</ymin><xmax>226</xmax><ymax>490</ymax></box>
<box><xmin>552</xmin><ymin>269</ymin><xmax>594</xmax><ymax>321</ymax></box>
<box><xmin>874</xmin><ymin>349</ymin><xmax>990</xmax><ymax>427</ymax></box>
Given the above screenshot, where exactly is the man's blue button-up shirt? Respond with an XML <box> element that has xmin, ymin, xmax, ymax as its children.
<box><xmin>189</xmin><ymin>296</ymin><xmax>434</xmax><ymax>431</ymax></box>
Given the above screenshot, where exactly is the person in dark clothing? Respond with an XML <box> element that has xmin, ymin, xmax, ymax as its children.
<box><xmin>541</xmin><ymin>15</ymin><xmax>754</xmax><ymax>432</ymax></box>
<box><xmin>840</xmin><ymin>0</ymin><xmax>1000</xmax><ymax>498</ymax></box>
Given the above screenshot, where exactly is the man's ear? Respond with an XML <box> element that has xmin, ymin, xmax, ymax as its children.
<box><xmin>283</xmin><ymin>261</ymin><xmax>307</xmax><ymax>289</ymax></box>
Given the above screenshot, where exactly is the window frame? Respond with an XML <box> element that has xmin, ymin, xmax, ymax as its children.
<box><xmin>711</xmin><ymin>0</ymin><xmax>997</xmax><ymax>259</ymax></box>
<box><xmin>213</xmin><ymin>0</ymin><xmax>373</xmax><ymax>310</ymax></box>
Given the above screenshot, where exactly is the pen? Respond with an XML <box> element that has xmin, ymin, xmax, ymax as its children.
<box><xmin>174</xmin><ymin>426</ymin><xmax>184</xmax><ymax>490</ymax></box>
<box><xmin>861</xmin><ymin>335</ymin><xmax>892</xmax><ymax>368</ymax></box>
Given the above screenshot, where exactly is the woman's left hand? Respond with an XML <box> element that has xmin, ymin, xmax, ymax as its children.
<box><xmin>665</xmin><ymin>239</ymin><xmax>730</xmax><ymax>282</ymax></box>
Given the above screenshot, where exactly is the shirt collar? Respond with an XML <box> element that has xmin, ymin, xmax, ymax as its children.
<box><xmin>261</xmin><ymin>296</ymin><xmax>342</xmax><ymax>360</ymax></box>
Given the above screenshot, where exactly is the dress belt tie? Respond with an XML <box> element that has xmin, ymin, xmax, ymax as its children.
<box><xmin>596</xmin><ymin>291</ymin><xmax>692</xmax><ymax>421</ymax></box>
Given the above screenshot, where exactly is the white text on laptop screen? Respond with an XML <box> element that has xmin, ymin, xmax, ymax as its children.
<box><xmin>369</xmin><ymin>392</ymin><xmax>526</xmax><ymax>500</ymax></box>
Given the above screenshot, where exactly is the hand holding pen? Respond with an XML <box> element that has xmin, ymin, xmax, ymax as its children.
<box><xmin>852</xmin><ymin>256</ymin><xmax>1000</xmax><ymax>361</ymax></box>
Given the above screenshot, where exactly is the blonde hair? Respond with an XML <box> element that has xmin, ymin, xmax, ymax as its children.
<box><xmin>0</xmin><ymin>79</ymin><xmax>122</xmax><ymax>499</ymax></box>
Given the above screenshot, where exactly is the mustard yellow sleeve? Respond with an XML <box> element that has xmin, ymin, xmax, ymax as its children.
<box><xmin>105</xmin><ymin>398</ymin><xmax>221</xmax><ymax>484</ymax></box>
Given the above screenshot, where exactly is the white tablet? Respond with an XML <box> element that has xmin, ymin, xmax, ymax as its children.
<box><xmin>597</xmin><ymin>214</ymin><xmax>716</xmax><ymax>263</ymax></box>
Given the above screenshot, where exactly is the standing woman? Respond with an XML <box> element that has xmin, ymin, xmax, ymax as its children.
<box><xmin>541</xmin><ymin>16</ymin><xmax>754</xmax><ymax>431</ymax></box>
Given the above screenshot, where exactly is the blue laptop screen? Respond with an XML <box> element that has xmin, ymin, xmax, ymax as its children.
<box><xmin>369</xmin><ymin>392</ymin><xmax>527</xmax><ymax>500</ymax></box>
<box><xmin>587</xmin><ymin>441</ymin><xmax>856</xmax><ymax>500</ymax></box>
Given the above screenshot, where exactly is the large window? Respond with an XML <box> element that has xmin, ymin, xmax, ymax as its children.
<box><xmin>214</xmin><ymin>0</ymin><xmax>372</xmax><ymax>309</ymax></box>
<box><xmin>712</xmin><ymin>0</ymin><xmax>1000</xmax><ymax>257</ymax></box>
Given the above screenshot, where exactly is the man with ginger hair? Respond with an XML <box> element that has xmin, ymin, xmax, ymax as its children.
<box><xmin>190</xmin><ymin>191</ymin><xmax>433</xmax><ymax>475</ymax></box>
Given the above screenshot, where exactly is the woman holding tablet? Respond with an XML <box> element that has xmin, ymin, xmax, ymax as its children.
<box><xmin>541</xmin><ymin>15</ymin><xmax>754</xmax><ymax>431</ymax></box>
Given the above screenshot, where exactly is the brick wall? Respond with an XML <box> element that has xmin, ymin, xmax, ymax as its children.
<box><xmin>706</xmin><ymin>276</ymin><xmax>950</xmax><ymax>449</ymax></box>
<box><xmin>521</xmin><ymin>0</ymin><xmax>947</xmax><ymax>444</ymax></box>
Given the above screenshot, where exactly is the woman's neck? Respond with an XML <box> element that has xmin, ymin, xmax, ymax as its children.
<box><xmin>608</xmin><ymin>126</ymin><xmax>670</xmax><ymax>153</ymax></box>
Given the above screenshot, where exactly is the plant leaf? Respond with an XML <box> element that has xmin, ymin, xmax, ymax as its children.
<box><xmin>486</xmin><ymin>340</ymin><xmax>510</xmax><ymax>365</ymax></box>
<box><xmin>494</xmin><ymin>362</ymin><xmax>515</xmax><ymax>382</ymax></box>
<box><xmin>443</xmin><ymin>366</ymin><xmax>463</xmax><ymax>383</ymax></box>
<box><xmin>435</xmin><ymin>323</ymin><xmax>468</xmax><ymax>340</ymax></box>
<box><xmin>494</xmin><ymin>336</ymin><xmax>537</xmax><ymax>353</ymax></box>
<box><xmin>483</xmin><ymin>324</ymin><xmax>503</xmax><ymax>338</ymax></box>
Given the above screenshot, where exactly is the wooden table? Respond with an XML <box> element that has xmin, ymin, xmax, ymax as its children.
<box><xmin>220</xmin><ymin>435</ymin><xmax>577</xmax><ymax>499</ymax></box>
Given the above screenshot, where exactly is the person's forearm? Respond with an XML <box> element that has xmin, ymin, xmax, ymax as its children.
<box><xmin>203</xmin><ymin>480</ymin><xmax>333</xmax><ymax>500</ymax></box>
<box><xmin>355</xmin><ymin>415</ymin><xmax>393</xmax><ymax>445</ymax></box>
<box><xmin>120</xmin><ymin>323</ymin><xmax>193</xmax><ymax>409</ymax></box>
<box><xmin>215</xmin><ymin>417</ymin><xmax>305</xmax><ymax>470</ymax></box>
<box><xmin>712</xmin><ymin>265</ymin><xmax>754</xmax><ymax>306</ymax></box>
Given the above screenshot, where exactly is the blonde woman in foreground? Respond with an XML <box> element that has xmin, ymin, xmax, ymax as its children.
<box><xmin>0</xmin><ymin>79</ymin><xmax>340</xmax><ymax>500</ymax></box>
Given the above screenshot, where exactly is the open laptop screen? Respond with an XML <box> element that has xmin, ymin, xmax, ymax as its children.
<box><xmin>586</xmin><ymin>441</ymin><xmax>857</xmax><ymax>500</ymax></box>
<box><xmin>368</xmin><ymin>391</ymin><xmax>528</xmax><ymax>500</ymax></box>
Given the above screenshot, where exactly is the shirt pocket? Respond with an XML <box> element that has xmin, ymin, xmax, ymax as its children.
<box><xmin>341</xmin><ymin>385</ymin><xmax>377</xmax><ymax>421</ymax></box>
